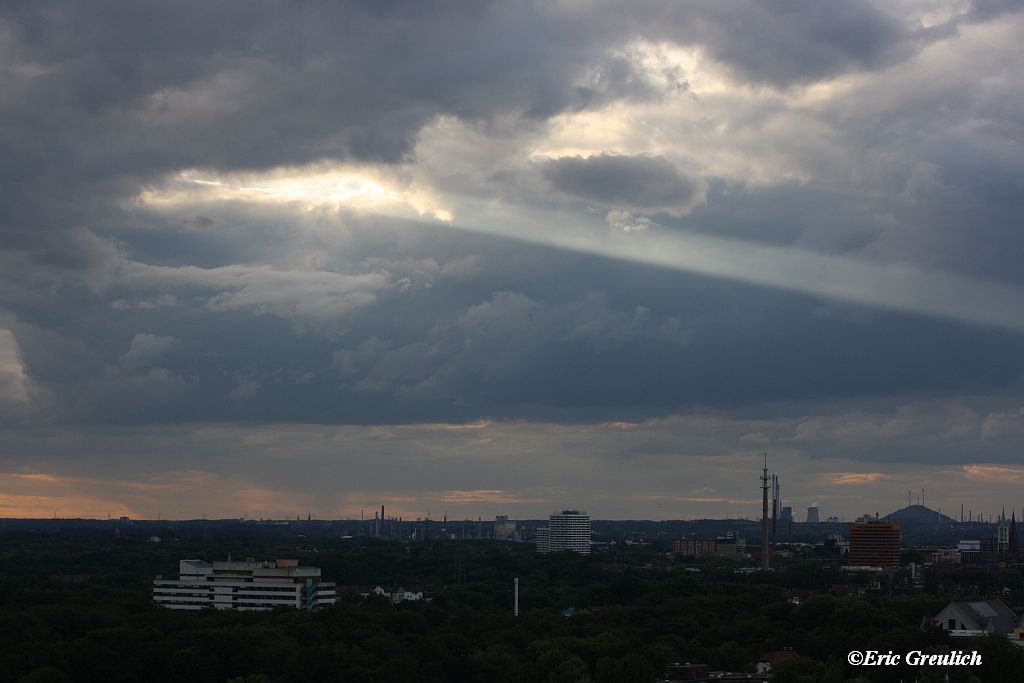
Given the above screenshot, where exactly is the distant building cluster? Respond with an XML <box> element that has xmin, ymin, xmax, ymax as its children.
<box><xmin>153</xmin><ymin>559</ymin><xmax>335</xmax><ymax>611</ymax></box>
<box><xmin>536</xmin><ymin>510</ymin><xmax>591</xmax><ymax>555</ymax></box>
<box><xmin>672</xmin><ymin>532</ymin><xmax>738</xmax><ymax>558</ymax></box>
<box><xmin>494</xmin><ymin>515</ymin><xmax>520</xmax><ymax>542</ymax></box>
<box><xmin>929</xmin><ymin>510</ymin><xmax>1020</xmax><ymax>565</ymax></box>
<box><xmin>824</xmin><ymin>532</ymin><xmax>849</xmax><ymax>556</ymax></box>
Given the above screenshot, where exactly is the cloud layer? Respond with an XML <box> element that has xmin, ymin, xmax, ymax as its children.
<box><xmin>1</xmin><ymin>0</ymin><xmax>1022</xmax><ymax>518</ymax></box>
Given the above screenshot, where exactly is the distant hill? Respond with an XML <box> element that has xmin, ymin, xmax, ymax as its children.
<box><xmin>883</xmin><ymin>504</ymin><xmax>957</xmax><ymax>528</ymax></box>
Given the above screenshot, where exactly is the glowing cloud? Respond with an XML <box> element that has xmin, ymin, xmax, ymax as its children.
<box><xmin>140</xmin><ymin>165</ymin><xmax>453</xmax><ymax>222</ymax></box>
<box><xmin>823</xmin><ymin>472</ymin><xmax>890</xmax><ymax>485</ymax></box>
<box><xmin>441</xmin><ymin>489</ymin><xmax>545</xmax><ymax>505</ymax></box>
<box><xmin>138</xmin><ymin>166</ymin><xmax>1024</xmax><ymax>336</ymax></box>
<box><xmin>962</xmin><ymin>464</ymin><xmax>1024</xmax><ymax>483</ymax></box>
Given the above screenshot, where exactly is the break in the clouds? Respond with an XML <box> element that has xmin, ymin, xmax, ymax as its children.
<box><xmin>1</xmin><ymin>1</ymin><xmax>1023</xmax><ymax>519</ymax></box>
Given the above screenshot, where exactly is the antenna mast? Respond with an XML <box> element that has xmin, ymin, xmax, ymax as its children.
<box><xmin>761</xmin><ymin>453</ymin><xmax>770</xmax><ymax>571</ymax></box>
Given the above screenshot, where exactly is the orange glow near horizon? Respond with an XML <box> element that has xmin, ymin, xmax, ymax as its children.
<box><xmin>3</xmin><ymin>459</ymin><xmax>1024</xmax><ymax>520</ymax></box>
<box><xmin>0</xmin><ymin>471</ymin><xmax>457</xmax><ymax>520</ymax></box>
<box><xmin>962</xmin><ymin>464</ymin><xmax>1024</xmax><ymax>483</ymax></box>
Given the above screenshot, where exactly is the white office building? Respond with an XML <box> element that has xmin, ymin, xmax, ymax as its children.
<box><xmin>537</xmin><ymin>510</ymin><xmax>590</xmax><ymax>555</ymax></box>
<box><xmin>153</xmin><ymin>559</ymin><xmax>336</xmax><ymax>611</ymax></box>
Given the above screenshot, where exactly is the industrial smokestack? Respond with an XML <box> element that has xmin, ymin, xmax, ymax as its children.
<box><xmin>514</xmin><ymin>577</ymin><xmax>519</xmax><ymax>617</ymax></box>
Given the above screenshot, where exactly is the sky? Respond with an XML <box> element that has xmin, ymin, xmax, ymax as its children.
<box><xmin>1</xmin><ymin>0</ymin><xmax>1023</xmax><ymax>522</ymax></box>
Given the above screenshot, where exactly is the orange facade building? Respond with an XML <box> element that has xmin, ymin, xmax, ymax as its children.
<box><xmin>848</xmin><ymin>520</ymin><xmax>901</xmax><ymax>566</ymax></box>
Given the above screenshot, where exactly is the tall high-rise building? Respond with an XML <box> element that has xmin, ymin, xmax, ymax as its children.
<box><xmin>806</xmin><ymin>506</ymin><xmax>820</xmax><ymax>524</ymax></box>
<box><xmin>848</xmin><ymin>520</ymin><xmax>901</xmax><ymax>566</ymax></box>
<box><xmin>536</xmin><ymin>510</ymin><xmax>590</xmax><ymax>555</ymax></box>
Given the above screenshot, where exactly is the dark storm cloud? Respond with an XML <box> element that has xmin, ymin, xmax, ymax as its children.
<box><xmin>0</xmin><ymin>0</ymin><xmax>970</xmax><ymax>330</ymax></box>
<box><xmin>3</xmin><ymin>0</ymin><xmax>1024</xmax><ymax>523</ymax></box>
<box><xmin>0</xmin><ymin>0</ymin><xmax>667</xmax><ymax>175</ymax></box>
<box><xmin>655</xmin><ymin>0</ymin><xmax>951</xmax><ymax>86</ymax></box>
<box><xmin>541</xmin><ymin>154</ymin><xmax>707</xmax><ymax>215</ymax></box>
<box><xmin>8</xmin><ymin>213</ymin><xmax>1023</xmax><ymax>428</ymax></box>
<box><xmin>0</xmin><ymin>0</ymin><xmax>1021</xmax><ymax>434</ymax></box>
<box><xmin>0</xmin><ymin>1</ymin><xmax>616</xmax><ymax>264</ymax></box>
<box><xmin>0</xmin><ymin>0</ymin><xmax>948</xmax><ymax>241</ymax></box>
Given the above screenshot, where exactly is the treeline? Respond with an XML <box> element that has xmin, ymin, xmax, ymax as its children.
<box><xmin>1</xmin><ymin>533</ymin><xmax>1023</xmax><ymax>682</ymax></box>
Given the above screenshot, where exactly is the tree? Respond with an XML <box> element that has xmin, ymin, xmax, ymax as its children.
<box><xmin>972</xmin><ymin>632</ymin><xmax>1024</xmax><ymax>683</ymax></box>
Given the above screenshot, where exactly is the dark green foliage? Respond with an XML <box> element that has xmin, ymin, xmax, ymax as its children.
<box><xmin>0</xmin><ymin>530</ymin><xmax>1018</xmax><ymax>682</ymax></box>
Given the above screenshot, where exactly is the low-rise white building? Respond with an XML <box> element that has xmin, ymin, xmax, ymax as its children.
<box><xmin>931</xmin><ymin>599</ymin><xmax>1023</xmax><ymax>638</ymax></box>
<box><xmin>153</xmin><ymin>559</ymin><xmax>335</xmax><ymax>611</ymax></box>
<box><xmin>371</xmin><ymin>585</ymin><xmax>426</xmax><ymax>604</ymax></box>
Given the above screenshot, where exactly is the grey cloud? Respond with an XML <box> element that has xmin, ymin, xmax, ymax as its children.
<box><xmin>0</xmin><ymin>2</ymin><xmax>609</xmax><ymax>266</ymax></box>
<box><xmin>0</xmin><ymin>1</ymin><xmax>950</xmax><ymax>245</ymax></box>
<box><xmin>541</xmin><ymin>154</ymin><xmax>707</xmax><ymax>215</ymax></box>
<box><xmin>111</xmin><ymin>294</ymin><xmax>178</xmax><ymax>310</ymax></box>
<box><xmin>610</xmin><ymin>1</ymin><xmax>952</xmax><ymax>88</ymax></box>
<box><xmin>0</xmin><ymin>370</ymin><xmax>29</xmax><ymax>411</ymax></box>
<box><xmin>3</xmin><ymin>1</ymin><xmax>1024</xmax><ymax>522</ymax></box>
<box><xmin>979</xmin><ymin>407</ymin><xmax>1024</xmax><ymax>440</ymax></box>
<box><xmin>119</xmin><ymin>262</ymin><xmax>391</xmax><ymax>328</ymax></box>
<box><xmin>809</xmin><ymin>49</ymin><xmax>1024</xmax><ymax>283</ymax></box>
<box><xmin>118</xmin><ymin>333</ymin><xmax>176</xmax><ymax>370</ymax></box>
<box><xmin>5</xmin><ymin>210</ymin><xmax>1024</xmax><ymax>428</ymax></box>
<box><xmin>673</xmin><ymin>0</ymin><xmax>947</xmax><ymax>86</ymax></box>
<box><xmin>969</xmin><ymin>0</ymin><xmax>1024</xmax><ymax>21</ymax></box>
<box><xmin>1</xmin><ymin>1</ymin><xmax>1021</xmax><ymax>432</ymax></box>
<box><xmin>2</xmin><ymin>397</ymin><xmax>1024</xmax><ymax>520</ymax></box>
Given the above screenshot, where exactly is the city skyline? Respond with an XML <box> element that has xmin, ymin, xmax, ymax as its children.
<box><xmin>2</xmin><ymin>2</ymin><xmax>1024</xmax><ymax>521</ymax></box>
<box><xmin>6</xmin><ymin>453</ymin><xmax>1024</xmax><ymax>525</ymax></box>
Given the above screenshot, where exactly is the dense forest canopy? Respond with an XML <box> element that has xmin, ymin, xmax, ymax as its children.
<box><xmin>1</xmin><ymin>526</ymin><xmax>1022</xmax><ymax>682</ymax></box>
